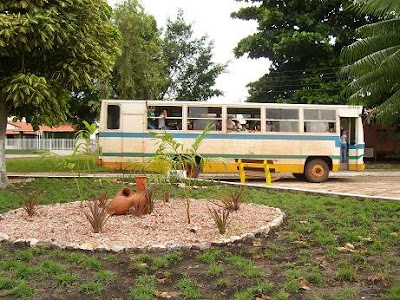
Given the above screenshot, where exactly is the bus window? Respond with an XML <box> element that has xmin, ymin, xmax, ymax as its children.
<box><xmin>304</xmin><ymin>109</ymin><xmax>336</xmax><ymax>133</ymax></box>
<box><xmin>188</xmin><ymin>107</ymin><xmax>222</xmax><ymax>131</ymax></box>
<box><xmin>227</xmin><ymin>108</ymin><xmax>261</xmax><ymax>132</ymax></box>
<box><xmin>107</xmin><ymin>105</ymin><xmax>120</xmax><ymax>130</ymax></box>
<box><xmin>266</xmin><ymin>108</ymin><xmax>299</xmax><ymax>132</ymax></box>
<box><xmin>148</xmin><ymin>106</ymin><xmax>182</xmax><ymax>130</ymax></box>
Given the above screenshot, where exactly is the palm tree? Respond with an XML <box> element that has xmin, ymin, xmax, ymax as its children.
<box><xmin>341</xmin><ymin>0</ymin><xmax>400</xmax><ymax>124</ymax></box>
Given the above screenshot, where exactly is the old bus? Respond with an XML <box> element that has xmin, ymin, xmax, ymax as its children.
<box><xmin>98</xmin><ymin>100</ymin><xmax>365</xmax><ymax>182</ymax></box>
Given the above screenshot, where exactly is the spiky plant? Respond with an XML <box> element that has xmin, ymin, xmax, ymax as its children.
<box><xmin>21</xmin><ymin>193</ymin><xmax>41</xmax><ymax>217</ymax></box>
<box><xmin>341</xmin><ymin>0</ymin><xmax>400</xmax><ymax>124</ymax></box>
<box><xmin>208</xmin><ymin>207</ymin><xmax>231</xmax><ymax>235</ymax></box>
<box><xmin>82</xmin><ymin>193</ymin><xmax>110</xmax><ymax>233</ymax></box>
<box><xmin>217</xmin><ymin>186</ymin><xmax>246</xmax><ymax>212</ymax></box>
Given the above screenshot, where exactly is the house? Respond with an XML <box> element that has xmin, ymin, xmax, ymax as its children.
<box><xmin>6</xmin><ymin>121</ymin><xmax>76</xmax><ymax>151</ymax></box>
<box><xmin>6</xmin><ymin>121</ymin><xmax>76</xmax><ymax>139</ymax></box>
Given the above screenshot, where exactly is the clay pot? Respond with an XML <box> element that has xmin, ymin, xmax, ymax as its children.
<box><xmin>106</xmin><ymin>187</ymin><xmax>149</xmax><ymax>216</ymax></box>
<box><xmin>106</xmin><ymin>188</ymin><xmax>134</xmax><ymax>215</ymax></box>
<box><xmin>135</xmin><ymin>176</ymin><xmax>147</xmax><ymax>193</ymax></box>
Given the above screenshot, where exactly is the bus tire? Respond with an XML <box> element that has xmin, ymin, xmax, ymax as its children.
<box><xmin>304</xmin><ymin>159</ymin><xmax>329</xmax><ymax>183</ymax></box>
<box><xmin>292</xmin><ymin>173</ymin><xmax>305</xmax><ymax>180</ymax></box>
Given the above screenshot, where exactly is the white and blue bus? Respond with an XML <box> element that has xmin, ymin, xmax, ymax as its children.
<box><xmin>98</xmin><ymin>100</ymin><xmax>365</xmax><ymax>182</ymax></box>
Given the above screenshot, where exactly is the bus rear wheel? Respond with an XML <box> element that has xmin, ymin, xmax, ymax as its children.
<box><xmin>304</xmin><ymin>159</ymin><xmax>329</xmax><ymax>183</ymax></box>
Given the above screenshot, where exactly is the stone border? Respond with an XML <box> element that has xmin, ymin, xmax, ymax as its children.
<box><xmin>0</xmin><ymin>208</ymin><xmax>285</xmax><ymax>253</ymax></box>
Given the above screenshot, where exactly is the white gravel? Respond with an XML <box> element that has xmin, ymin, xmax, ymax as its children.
<box><xmin>0</xmin><ymin>199</ymin><xmax>281</xmax><ymax>249</ymax></box>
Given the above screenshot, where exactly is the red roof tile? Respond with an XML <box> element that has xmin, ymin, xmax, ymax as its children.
<box><xmin>7</xmin><ymin>121</ymin><xmax>76</xmax><ymax>134</ymax></box>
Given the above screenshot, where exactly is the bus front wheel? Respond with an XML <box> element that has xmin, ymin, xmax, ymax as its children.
<box><xmin>304</xmin><ymin>159</ymin><xmax>329</xmax><ymax>183</ymax></box>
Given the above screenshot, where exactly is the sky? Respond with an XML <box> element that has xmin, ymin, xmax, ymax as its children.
<box><xmin>108</xmin><ymin>0</ymin><xmax>270</xmax><ymax>103</ymax></box>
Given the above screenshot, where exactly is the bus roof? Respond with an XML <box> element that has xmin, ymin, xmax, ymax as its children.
<box><xmin>102</xmin><ymin>99</ymin><xmax>363</xmax><ymax>111</ymax></box>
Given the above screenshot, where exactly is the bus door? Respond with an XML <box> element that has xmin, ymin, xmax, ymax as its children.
<box><xmin>339</xmin><ymin>117</ymin><xmax>358</xmax><ymax>170</ymax></box>
<box><xmin>121</xmin><ymin>102</ymin><xmax>146</xmax><ymax>165</ymax></box>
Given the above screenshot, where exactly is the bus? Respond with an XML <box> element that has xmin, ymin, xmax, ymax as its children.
<box><xmin>98</xmin><ymin>100</ymin><xmax>365</xmax><ymax>182</ymax></box>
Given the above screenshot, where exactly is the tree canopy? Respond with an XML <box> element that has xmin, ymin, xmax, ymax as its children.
<box><xmin>342</xmin><ymin>0</ymin><xmax>400</xmax><ymax>125</ymax></box>
<box><xmin>161</xmin><ymin>10</ymin><xmax>226</xmax><ymax>101</ymax></box>
<box><xmin>232</xmin><ymin>0</ymin><xmax>376</xmax><ymax>104</ymax></box>
<box><xmin>0</xmin><ymin>0</ymin><xmax>120</xmax><ymax>187</ymax></box>
<box><xmin>112</xmin><ymin>0</ymin><xmax>166</xmax><ymax>100</ymax></box>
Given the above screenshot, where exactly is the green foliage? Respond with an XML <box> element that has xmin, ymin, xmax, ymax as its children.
<box><xmin>207</xmin><ymin>263</ymin><xmax>224</xmax><ymax>276</ymax></box>
<box><xmin>113</xmin><ymin>0</ymin><xmax>165</xmax><ymax>100</ymax></box>
<box><xmin>79</xmin><ymin>281</ymin><xmax>104</xmax><ymax>295</ymax></box>
<box><xmin>74</xmin><ymin>121</ymin><xmax>99</xmax><ymax>155</ymax></box>
<box><xmin>0</xmin><ymin>0</ymin><xmax>120</xmax><ymax>125</ymax></box>
<box><xmin>226</xmin><ymin>254</ymin><xmax>263</xmax><ymax>279</ymax></box>
<box><xmin>0</xmin><ymin>0</ymin><xmax>120</xmax><ymax>186</ymax></box>
<box><xmin>130</xmin><ymin>275</ymin><xmax>156</xmax><ymax>300</ymax></box>
<box><xmin>161</xmin><ymin>10</ymin><xmax>226</xmax><ymax>101</ymax></box>
<box><xmin>232</xmin><ymin>0</ymin><xmax>376</xmax><ymax>104</ymax></box>
<box><xmin>341</xmin><ymin>1</ymin><xmax>400</xmax><ymax>125</ymax></box>
<box><xmin>56</xmin><ymin>273</ymin><xmax>79</xmax><ymax>287</ymax></box>
<box><xmin>15</xmin><ymin>281</ymin><xmax>35</xmax><ymax>299</ymax></box>
<box><xmin>176</xmin><ymin>276</ymin><xmax>202</xmax><ymax>300</ymax></box>
<box><xmin>196</xmin><ymin>249</ymin><xmax>222</xmax><ymax>264</ymax></box>
<box><xmin>36</xmin><ymin>260</ymin><xmax>63</xmax><ymax>278</ymax></box>
<box><xmin>96</xmin><ymin>270</ymin><xmax>115</xmax><ymax>283</ymax></box>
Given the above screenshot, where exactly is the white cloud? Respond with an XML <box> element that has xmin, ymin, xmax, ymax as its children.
<box><xmin>108</xmin><ymin>0</ymin><xmax>270</xmax><ymax>102</ymax></box>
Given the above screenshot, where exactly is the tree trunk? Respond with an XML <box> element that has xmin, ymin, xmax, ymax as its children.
<box><xmin>0</xmin><ymin>96</ymin><xmax>9</xmax><ymax>189</ymax></box>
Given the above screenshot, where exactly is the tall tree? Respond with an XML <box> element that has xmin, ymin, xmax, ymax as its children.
<box><xmin>161</xmin><ymin>10</ymin><xmax>226</xmax><ymax>101</ymax></box>
<box><xmin>0</xmin><ymin>0</ymin><xmax>120</xmax><ymax>188</ymax></box>
<box><xmin>113</xmin><ymin>0</ymin><xmax>166</xmax><ymax>100</ymax></box>
<box><xmin>342</xmin><ymin>0</ymin><xmax>400</xmax><ymax>125</ymax></box>
<box><xmin>232</xmin><ymin>0</ymin><xmax>376</xmax><ymax>103</ymax></box>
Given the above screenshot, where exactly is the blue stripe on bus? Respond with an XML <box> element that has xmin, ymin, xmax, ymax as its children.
<box><xmin>102</xmin><ymin>152</ymin><xmax>343</xmax><ymax>160</ymax></box>
<box><xmin>99</xmin><ymin>131</ymin><xmax>342</xmax><ymax>146</ymax></box>
<box><xmin>349</xmin><ymin>144</ymin><xmax>365</xmax><ymax>150</ymax></box>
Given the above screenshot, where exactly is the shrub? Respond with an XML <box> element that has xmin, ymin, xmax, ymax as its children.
<box><xmin>21</xmin><ymin>192</ymin><xmax>41</xmax><ymax>217</ymax></box>
<box><xmin>218</xmin><ymin>186</ymin><xmax>245</xmax><ymax>211</ymax></box>
<box><xmin>208</xmin><ymin>207</ymin><xmax>230</xmax><ymax>235</ymax></box>
<box><xmin>82</xmin><ymin>192</ymin><xmax>110</xmax><ymax>233</ymax></box>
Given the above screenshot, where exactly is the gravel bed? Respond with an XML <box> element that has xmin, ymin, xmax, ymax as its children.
<box><xmin>0</xmin><ymin>199</ymin><xmax>283</xmax><ymax>250</ymax></box>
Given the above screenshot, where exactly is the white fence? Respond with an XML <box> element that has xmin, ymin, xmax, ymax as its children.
<box><xmin>6</xmin><ymin>138</ymin><xmax>76</xmax><ymax>151</ymax></box>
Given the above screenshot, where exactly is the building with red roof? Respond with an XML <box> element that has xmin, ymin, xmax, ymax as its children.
<box><xmin>6</xmin><ymin>121</ymin><xmax>76</xmax><ymax>139</ymax></box>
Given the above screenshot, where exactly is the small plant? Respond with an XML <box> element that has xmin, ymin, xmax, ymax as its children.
<box><xmin>196</xmin><ymin>249</ymin><xmax>222</xmax><ymax>264</ymax></box>
<box><xmin>15</xmin><ymin>281</ymin><xmax>35</xmax><ymax>299</ymax></box>
<box><xmin>96</xmin><ymin>270</ymin><xmax>115</xmax><ymax>283</ymax></box>
<box><xmin>207</xmin><ymin>263</ymin><xmax>224</xmax><ymax>276</ymax></box>
<box><xmin>218</xmin><ymin>186</ymin><xmax>245</xmax><ymax>211</ymax></box>
<box><xmin>36</xmin><ymin>260</ymin><xmax>63</xmax><ymax>278</ymax></box>
<box><xmin>82</xmin><ymin>256</ymin><xmax>102</xmax><ymax>270</ymax></box>
<box><xmin>21</xmin><ymin>193</ymin><xmax>41</xmax><ymax>217</ymax></box>
<box><xmin>82</xmin><ymin>192</ymin><xmax>111</xmax><ymax>233</ymax></box>
<box><xmin>56</xmin><ymin>273</ymin><xmax>78</xmax><ymax>287</ymax></box>
<box><xmin>176</xmin><ymin>276</ymin><xmax>202</xmax><ymax>300</ymax></box>
<box><xmin>80</xmin><ymin>281</ymin><xmax>104</xmax><ymax>295</ymax></box>
<box><xmin>130</xmin><ymin>275</ymin><xmax>156</xmax><ymax>300</ymax></box>
<box><xmin>337</xmin><ymin>266</ymin><xmax>357</xmax><ymax>282</ymax></box>
<box><xmin>208</xmin><ymin>207</ymin><xmax>230</xmax><ymax>235</ymax></box>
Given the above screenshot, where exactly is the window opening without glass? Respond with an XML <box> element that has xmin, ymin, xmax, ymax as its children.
<box><xmin>227</xmin><ymin>108</ymin><xmax>261</xmax><ymax>132</ymax></box>
<box><xmin>147</xmin><ymin>106</ymin><xmax>183</xmax><ymax>130</ymax></box>
<box><xmin>107</xmin><ymin>105</ymin><xmax>120</xmax><ymax>130</ymax></box>
<box><xmin>304</xmin><ymin>109</ymin><xmax>336</xmax><ymax>133</ymax></box>
<box><xmin>265</xmin><ymin>108</ymin><xmax>299</xmax><ymax>132</ymax></box>
<box><xmin>188</xmin><ymin>107</ymin><xmax>222</xmax><ymax>131</ymax></box>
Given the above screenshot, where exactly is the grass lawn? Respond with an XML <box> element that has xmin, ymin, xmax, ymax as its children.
<box><xmin>0</xmin><ymin>178</ymin><xmax>399</xmax><ymax>299</ymax></box>
<box><xmin>6</xmin><ymin>155</ymin><xmax>114</xmax><ymax>173</ymax></box>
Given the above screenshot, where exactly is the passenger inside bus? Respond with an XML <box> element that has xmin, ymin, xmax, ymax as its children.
<box><xmin>158</xmin><ymin>110</ymin><xmax>168</xmax><ymax>130</ymax></box>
